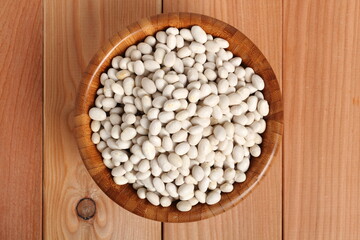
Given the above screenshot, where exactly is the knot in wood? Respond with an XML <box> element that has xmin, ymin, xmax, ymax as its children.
<box><xmin>76</xmin><ymin>198</ymin><xmax>96</xmax><ymax>220</ymax></box>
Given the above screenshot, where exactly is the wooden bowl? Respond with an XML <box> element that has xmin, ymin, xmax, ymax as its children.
<box><xmin>74</xmin><ymin>12</ymin><xmax>283</xmax><ymax>222</ymax></box>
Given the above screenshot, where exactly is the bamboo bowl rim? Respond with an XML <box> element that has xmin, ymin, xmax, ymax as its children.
<box><xmin>74</xmin><ymin>12</ymin><xmax>283</xmax><ymax>223</ymax></box>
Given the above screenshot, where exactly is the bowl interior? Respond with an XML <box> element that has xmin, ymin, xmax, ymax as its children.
<box><xmin>74</xmin><ymin>12</ymin><xmax>283</xmax><ymax>222</ymax></box>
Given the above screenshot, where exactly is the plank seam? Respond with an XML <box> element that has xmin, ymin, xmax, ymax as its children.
<box><xmin>281</xmin><ymin>0</ymin><xmax>284</xmax><ymax>239</ymax></box>
<box><xmin>41</xmin><ymin>0</ymin><xmax>45</xmax><ymax>239</ymax></box>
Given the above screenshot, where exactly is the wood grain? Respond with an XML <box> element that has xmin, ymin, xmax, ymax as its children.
<box><xmin>0</xmin><ymin>0</ymin><xmax>42</xmax><ymax>239</ymax></box>
<box><xmin>283</xmin><ymin>0</ymin><xmax>360</xmax><ymax>239</ymax></box>
<box><xmin>75</xmin><ymin>13</ymin><xmax>282</xmax><ymax>223</ymax></box>
<box><xmin>163</xmin><ymin>0</ymin><xmax>282</xmax><ymax>238</ymax></box>
<box><xmin>43</xmin><ymin>0</ymin><xmax>160</xmax><ymax>239</ymax></box>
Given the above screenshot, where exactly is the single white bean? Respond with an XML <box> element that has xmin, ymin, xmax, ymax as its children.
<box><xmin>175</xmin><ymin>142</ymin><xmax>190</xmax><ymax>155</ymax></box>
<box><xmin>164</xmin><ymin>51</ymin><xmax>176</xmax><ymax>67</ymax></box>
<box><xmin>188</xmin><ymin>132</ymin><xmax>202</xmax><ymax>146</ymax></box>
<box><xmin>204</xmin><ymin>69</ymin><xmax>217</xmax><ymax>81</ymax></box>
<box><xmin>175</xmin><ymin>35</ymin><xmax>184</xmax><ymax>48</ymax></box>
<box><xmin>187</xmin><ymin>89</ymin><xmax>201</xmax><ymax>103</ymax></box>
<box><xmin>137</xmin><ymin>188</ymin><xmax>147</xmax><ymax>199</ymax></box>
<box><xmin>192</xmin><ymin>165</ymin><xmax>205</xmax><ymax>181</ymax></box>
<box><xmin>146</xmin><ymin>192</ymin><xmax>160</xmax><ymax>206</ymax></box>
<box><xmin>188</xmin><ymin>125</ymin><xmax>203</xmax><ymax>135</ymax></box>
<box><xmin>163</xmin><ymin>99</ymin><xmax>181</xmax><ymax>111</ymax></box>
<box><xmin>258</xmin><ymin>99</ymin><xmax>270</xmax><ymax>116</ymax></box>
<box><xmin>154</xmin><ymin>48</ymin><xmax>166</xmax><ymax>64</ymax></box>
<box><xmin>145</xmin><ymin>36</ymin><xmax>156</xmax><ymax>46</ymax></box>
<box><xmin>166</xmin><ymin>182</ymin><xmax>179</xmax><ymax>198</ymax></box>
<box><xmin>206</xmin><ymin>190</ymin><xmax>221</xmax><ymax>205</ymax></box>
<box><xmin>191</xmin><ymin>26</ymin><xmax>207</xmax><ymax>44</ymax></box>
<box><xmin>189</xmin><ymin>42</ymin><xmax>206</xmax><ymax>54</ymax></box>
<box><xmin>250</xmin><ymin>144</ymin><xmax>261</xmax><ymax>157</ymax></box>
<box><xmin>155</xmin><ymin>31</ymin><xmax>167</xmax><ymax>43</ymax></box>
<box><xmin>172</xmin><ymin>88</ymin><xmax>189</xmax><ymax>99</ymax></box>
<box><xmin>141</xmin><ymin>77</ymin><xmax>156</xmax><ymax>94</ymax></box>
<box><xmin>214</xmin><ymin>38</ymin><xmax>229</xmax><ymax>48</ymax></box>
<box><xmin>160</xmin><ymin>197</ymin><xmax>172</xmax><ymax>207</ymax></box>
<box><xmin>168</xmin><ymin>153</ymin><xmax>183</xmax><ymax>168</ymax></box>
<box><xmin>165</xmin><ymin>120</ymin><xmax>182</xmax><ymax>134</ymax></box>
<box><xmin>205</xmin><ymin>41</ymin><xmax>220</xmax><ymax>53</ymax></box>
<box><xmin>136</xmin><ymin>170</ymin><xmax>151</xmax><ymax>181</ymax></box>
<box><xmin>120</xmin><ymin>127</ymin><xmax>136</xmax><ymax>141</ymax></box>
<box><xmin>203</xmin><ymin>94</ymin><xmax>219</xmax><ymax>107</ymax></box>
<box><xmin>142</xmin><ymin>140</ymin><xmax>156</xmax><ymax>160</ymax></box>
<box><xmin>245</xmin><ymin>67</ymin><xmax>254</xmax><ymax>82</ymax></box>
<box><xmin>247</xmin><ymin>96</ymin><xmax>258</xmax><ymax>112</ymax></box>
<box><xmin>235</xmin><ymin>170</ymin><xmax>247</xmax><ymax>182</ymax></box>
<box><xmin>175</xmin><ymin>110</ymin><xmax>189</xmax><ymax>121</ymax></box>
<box><xmin>220</xmin><ymin>182</ymin><xmax>234</xmax><ymax>193</ymax></box>
<box><xmin>144</xmin><ymin>60</ymin><xmax>160</xmax><ymax>72</ymax></box>
<box><xmin>159</xmin><ymin>111</ymin><xmax>175</xmax><ymax>123</ymax></box>
<box><xmin>166</xmin><ymin>34</ymin><xmax>176</xmax><ymax>50</ymax></box>
<box><xmin>223</xmin><ymin>168</ymin><xmax>236</xmax><ymax>181</ymax></box>
<box><xmin>176</xmin><ymin>200</ymin><xmax>192</xmax><ymax>212</ymax></box>
<box><xmin>178</xmin><ymin>184</ymin><xmax>194</xmax><ymax>197</ymax></box>
<box><xmin>114</xmin><ymin>176</ymin><xmax>128</xmax><ymax>185</ymax></box>
<box><xmin>177</xmin><ymin>46</ymin><xmax>192</xmax><ymax>58</ymax></box>
<box><xmin>187</xmin><ymin>68</ymin><xmax>199</xmax><ymax>82</ymax></box>
<box><xmin>153</xmin><ymin>177</ymin><xmax>166</xmax><ymax>192</ymax></box>
<box><xmin>149</xmin><ymin>119</ymin><xmax>162</xmax><ymax>135</ymax></box>
<box><xmin>133</xmin><ymin>60</ymin><xmax>145</xmax><ymax>75</ymax></box>
<box><xmin>180</xmin><ymin>28</ymin><xmax>194</xmax><ymax>41</ymax></box>
<box><xmin>213</xmin><ymin>125</ymin><xmax>226</xmax><ymax>141</ymax></box>
<box><xmin>158</xmin><ymin>154</ymin><xmax>172</xmax><ymax>172</ymax></box>
<box><xmin>89</xmin><ymin>108</ymin><xmax>106</xmax><ymax>121</ymax></box>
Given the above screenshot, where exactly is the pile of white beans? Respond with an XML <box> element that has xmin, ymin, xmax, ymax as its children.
<box><xmin>89</xmin><ymin>26</ymin><xmax>269</xmax><ymax>212</ymax></box>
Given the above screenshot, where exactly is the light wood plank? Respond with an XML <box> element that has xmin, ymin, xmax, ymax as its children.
<box><xmin>0</xmin><ymin>0</ymin><xmax>42</xmax><ymax>239</ymax></box>
<box><xmin>163</xmin><ymin>1</ymin><xmax>282</xmax><ymax>239</ymax></box>
<box><xmin>44</xmin><ymin>1</ymin><xmax>161</xmax><ymax>239</ymax></box>
<box><xmin>284</xmin><ymin>0</ymin><xmax>360</xmax><ymax>239</ymax></box>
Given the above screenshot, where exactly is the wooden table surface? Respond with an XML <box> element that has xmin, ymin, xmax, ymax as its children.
<box><xmin>0</xmin><ymin>0</ymin><xmax>359</xmax><ymax>239</ymax></box>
